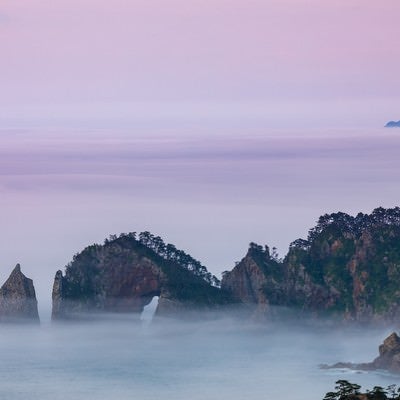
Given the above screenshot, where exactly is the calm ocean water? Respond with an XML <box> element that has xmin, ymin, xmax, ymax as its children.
<box><xmin>0</xmin><ymin>315</ymin><xmax>396</xmax><ymax>400</ymax></box>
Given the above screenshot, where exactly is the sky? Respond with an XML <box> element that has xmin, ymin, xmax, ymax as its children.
<box><xmin>1</xmin><ymin>0</ymin><xmax>399</xmax><ymax>127</ymax></box>
<box><xmin>0</xmin><ymin>1</ymin><xmax>400</xmax><ymax>312</ymax></box>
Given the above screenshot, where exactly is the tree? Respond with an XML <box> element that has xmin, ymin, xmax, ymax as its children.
<box><xmin>322</xmin><ymin>381</ymin><xmax>400</xmax><ymax>400</ymax></box>
<box><xmin>334</xmin><ymin>380</ymin><xmax>361</xmax><ymax>398</ymax></box>
<box><xmin>323</xmin><ymin>391</ymin><xmax>338</xmax><ymax>400</ymax></box>
<box><xmin>368</xmin><ymin>386</ymin><xmax>388</xmax><ymax>400</ymax></box>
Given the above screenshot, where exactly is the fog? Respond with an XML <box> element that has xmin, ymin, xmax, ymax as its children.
<box><xmin>0</xmin><ymin>311</ymin><xmax>397</xmax><ymax>400</ymax></box>
<box><xmin>1</xmin><ymin>127</ymin><xmax>400</xmax><ymax>315</ymax></box>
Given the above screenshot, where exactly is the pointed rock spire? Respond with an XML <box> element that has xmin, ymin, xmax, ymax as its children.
<box><xmin>0</xmin><ymin>264</ymin><xmax>40</xmax><ymax>323</ymax></box>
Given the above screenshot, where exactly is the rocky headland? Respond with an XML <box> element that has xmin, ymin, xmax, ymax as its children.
<box><xmin>0</xmin><ymin>264</ymin><xmax>39</xmax><ymax>323</ymax></box>
<box><xmin>222</xmin><ymin>207</ymin><xmax>400</xmax><ymax>323</ymax></box>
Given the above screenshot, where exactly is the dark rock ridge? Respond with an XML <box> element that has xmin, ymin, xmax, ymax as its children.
<box><xmin>52</xmin><ymin>232</ymin><xmax>233</xmax><ymax>320</ymax></box>
<box><xmin>322</xmin><ymin>332</ymin><xmax>400</xmax><ymax>374</ymax></box>
<box><xmin>222</xmin><ymin>207</ymin><xmax>400</xmax><ymax>322</ymax></box>
<box><xmin>385</xmin><ymin>120</ymin><xmax>400</xmax><ymax>128</ymax></box>
<box><xmin>0</xmin><ymin>264</ymin><xmax>40</xmax><ymax>322</ymax></box>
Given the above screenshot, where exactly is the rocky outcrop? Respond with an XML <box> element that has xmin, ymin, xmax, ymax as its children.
<box><xmin>322</xmin><ymin>332</ymin><xmax>400</xmax><ymax>374</ymax></box>
<box><xmin>222</xmin><ymin>207</ymin><xmax>400</xmax><ymax>322</ymax></box>
<box><xmin>222</xmin><ymin>243</ymin><xmax>337</xmax><ymax>318</ymax></box>
<box><xmin>52</xmin><ymin>233</ymin><xmax>233</xmax><ymax>320</ymax></box>
<box><xmin>0</xmin><ymin>264</ymin><xmax>39</xmax><ymax>322</ymax></box>
<box><xmin>221</xmin><ymin>246</ymin><xmax>269</xmax><ymax>316</ymax></box>
<box><xmin>373</xmin><ymin>332</ymin><xmax>400</xmax><ymax>372</ymax></box>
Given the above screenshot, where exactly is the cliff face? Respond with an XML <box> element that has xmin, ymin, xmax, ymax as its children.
<box><xmin>222</xmin><ymin>246</ymin><xmax>280</xmax><ymax>317</ymax></box>
<box><xmin>0</xmin><ymin>264</ymin><xmax>39</xmax><ymax>322</ymax></box>
<box><xmin>222</xmin><ymin>244</ymin><xmax>335</xmax><ymax>318</ymax></box>
<box><xmin>222</xmin><ymin>247</ymin><xmax>269</xmax><ymax>304</ymax></box>
<box><xmin>52</xmin><ymin>233</ymin><xmax>232</xmax><ymax>320</ymax></box>
<box><xmin>222</xmin><ymin>208</ymin><xmax>400</xmax><ymax>322</ymax></box>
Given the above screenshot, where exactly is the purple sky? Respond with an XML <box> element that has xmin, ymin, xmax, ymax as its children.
<box><xmin>0</xmin><ymin>1</ymin><xmax>400</xmax><ymax>311</ymax></box>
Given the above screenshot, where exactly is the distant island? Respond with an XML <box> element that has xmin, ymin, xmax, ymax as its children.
<box><xmin>385</xmin><ymin>120</ymin><xmax>400</xmax><ymax>127</ymax></box>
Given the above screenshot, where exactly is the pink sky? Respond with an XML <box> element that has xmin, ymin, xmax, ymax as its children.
<box><xmin>1</xmin><ymin>0</ymin><xmax>399</xmax><ymax>127</ymax></box>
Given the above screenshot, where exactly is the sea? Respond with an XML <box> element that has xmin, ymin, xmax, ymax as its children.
<box><xmin>0</xmin><ymin>308</ymin><xmax>397</xmax><ymax>400</ymax></box>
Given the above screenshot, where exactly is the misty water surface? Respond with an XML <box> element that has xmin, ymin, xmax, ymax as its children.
<box><xmin>0</xmin><ymin>313</ymin><xmax>397</xmax><ymax>400</ymax></box>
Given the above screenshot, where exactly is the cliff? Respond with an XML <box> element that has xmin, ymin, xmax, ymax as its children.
<box><xmin>221</xmin><ymin>245</ymin><xmax>281</xmax><ymax>317</ymax></box>
<box><xmin>0</xmin><ymin>264</ymin><xmax>40</xmax><ymax>322</ymax></box>
<box><xmin>52</xmin><ymin>232</ymin><xmax>233</xmax><ymax>320</ymax></box>
<box><xmin>222</xmin><ymin>207</ymin><xmax>400</xmax><ymax>322</ymax></box>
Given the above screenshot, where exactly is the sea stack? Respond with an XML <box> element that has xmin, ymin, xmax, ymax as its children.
<box><xmin>0</xmin><ymin>264</ymin><xmax>40</xmax><ymax>323</ymax></box>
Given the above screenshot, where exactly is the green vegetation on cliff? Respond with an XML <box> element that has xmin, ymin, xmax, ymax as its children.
<box><xmin>222</xmin><ymin>207</ymin><xmax>400</xmax><ymax>320</ymax></box>
<box><xmin>289</xmin><ymin>207</ymin><xmax>400</xmax><ymax>315</ymax></box>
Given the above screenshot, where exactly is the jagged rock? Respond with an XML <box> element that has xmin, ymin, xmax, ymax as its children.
<box><xmin>52</xmin><ymin>233</ymin><xmax>233</xmax><ymax>320</ymax></box>
<box><xmin>222</xmin><ymin>207</ymin><xmax>400</xmax><ymax>322</ymax></box>
<box><xmin>0</xmin><ymin>264</ymin><xmax>39</xmax><ymax>322</ymax></box>
<box><xmin>322</xmin><ymin>332</ymin><xmax>400</xmax><ymax>374</ymax></box>
<box><xmin>222</xmin><ymin>247</ymin><xmax>268</xmax><ymax>303</ymax></box>
<box><xmin>222</xmin><ymin>243</ymin><xmax>338</xmax><ymax>319</ymax></box>
<box><xmin>373</xmin><ymin>332</ymin><xmax>400</xmax><ymax>372</ymax></box>
<box><xmin>221</xmin><ymin>245</ymin><xmax>277</xmax><ymax>318</ymax></box>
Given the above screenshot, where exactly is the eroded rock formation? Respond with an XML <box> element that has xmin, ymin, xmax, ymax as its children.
<box><xmin>52</xmin><ymin>233</ymin><xmax>233</xmax><ymax>320</ymax></box>
<box><xmin>0</xmin><ymin>264</ymin><xmax>39</xmax><ymax>322</ymax></box>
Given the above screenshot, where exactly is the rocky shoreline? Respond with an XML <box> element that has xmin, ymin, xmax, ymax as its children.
<box><xmin>321</xmin><ymin>332</ymin><xmax>400</xmax><ymax>374</ymax></box>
